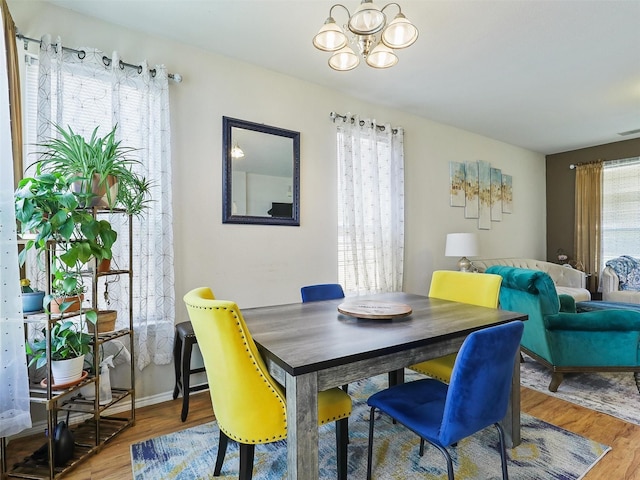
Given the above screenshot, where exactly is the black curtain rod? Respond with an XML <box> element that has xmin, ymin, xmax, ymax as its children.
<box><xmin>330</xmin><ymin>111</ymin><xmax>399</xmax><ymax>134</ymax></box>
<box><xmin>16</xmin><ymin>33</ymin><xmax>181</xmax><ymax>82</ymax></box>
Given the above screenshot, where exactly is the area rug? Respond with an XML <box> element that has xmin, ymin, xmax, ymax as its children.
<box><xmin>131</xmin><ymin>374</ymin><xmax>610</xmax><ymax>480</ymax></box>
<box><xmin>520</xmin><ymin>354</ymin><xmax>640</xmax><ymax>426</ymax></box>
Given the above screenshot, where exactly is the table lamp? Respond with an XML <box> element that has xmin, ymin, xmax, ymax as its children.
<box><xmin>445</xmin><ymin>233</ymin><xmax>478</xmax><ymax>272</ymax></box>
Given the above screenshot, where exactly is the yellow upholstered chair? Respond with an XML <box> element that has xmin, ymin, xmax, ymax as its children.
<box><xmin>408</xmin><ymin>270</ymin><xmax>502</xmax><ymax>383</ymax></box>
<box><xmin>183</xmin><ymin>287</ymin><xmax>352</xmax><ymax>480</ymax></box>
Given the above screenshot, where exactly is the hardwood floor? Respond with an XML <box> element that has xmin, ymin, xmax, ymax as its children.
<box><xmin>4</xmin><ymin>386</ymin><xmax>640</xmax><ymax>479</ymax></box>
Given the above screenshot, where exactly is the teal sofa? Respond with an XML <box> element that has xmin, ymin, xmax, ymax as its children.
<box><xmin>486</xmin><ymin>265</ymin><xmax>640</xmax><ymax>393</ymax></box>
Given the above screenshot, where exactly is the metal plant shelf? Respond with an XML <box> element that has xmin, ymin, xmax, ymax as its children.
<box><xmin>2</xmin><ymin>210</ymin><xmax>136</xmax><ymax>480</ymax></box>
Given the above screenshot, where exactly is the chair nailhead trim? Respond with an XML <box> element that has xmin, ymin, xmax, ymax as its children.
<box><xmin>185</xmin><ymin>302</ymin><xmax>288</xmax><ymax>441</ymax></box>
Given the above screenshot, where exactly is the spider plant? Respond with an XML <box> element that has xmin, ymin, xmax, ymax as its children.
<box><xmin>32</xmin><ymin>123</ymin><xmax>152</xmax><ymax>216</ymax></box>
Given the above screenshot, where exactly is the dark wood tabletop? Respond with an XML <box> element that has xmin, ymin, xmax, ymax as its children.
<box><xmin>244</xmin><ymin>291</ymin><xmax>527</xmax><ymax>376</ymax></box>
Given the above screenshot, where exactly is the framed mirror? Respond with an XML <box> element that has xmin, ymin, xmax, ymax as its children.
<box><xmin>222</xmin><ymin>116</ymin><xmax>300</xmax><ymax>226</ymax></box>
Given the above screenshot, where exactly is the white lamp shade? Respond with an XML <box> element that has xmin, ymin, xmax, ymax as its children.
<box><xmin>445</xmin><ymin>233</ymin><xmax>479</xmax><ymax>257</ymax></box>
<box><xmin>329</xmin><ymin>46</ymin><xmax>360</xmax><ymax>71</ymax></box>
<box><xmin>348</xmin><ymin>0</ymin><xmax>386</xmax><ymax>35</ymax></box>
<box><xmin>382</xmin><ymin>14</ymin><xmax>419</xmax><ymax>49</ymax></box>
<box><xmin>313</xmin><ymin>19</ymin><xmax>348</xmax><ymax>52</ymax></box>
<box><xmin>366</xmin><ymin>43</ymin><xmax>398</xmax><ymax>68</ymax></box>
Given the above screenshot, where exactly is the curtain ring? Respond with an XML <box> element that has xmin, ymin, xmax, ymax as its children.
<box><xmin>77</xmin><ymin>50</ymin><xmax>86</xmax><ymax>60</ymax></box>
<box><xmin>102</xmin><ymin>56</ymin><xmax>111</xmax><ymax>67</ymax></box>
<box><xmin>119</xmin><ymin>60</ymin><xmax>125</xmax><ymax>70</ymax></box>
<box><xmin>137</xmin><ymin>65</ymin><xmax>143</xmax><ymax>74</ymax></box>
<box><xmin>150</xmin><ymin>68</ymin><xmax>157</xmax><ymax>77</ymax></box>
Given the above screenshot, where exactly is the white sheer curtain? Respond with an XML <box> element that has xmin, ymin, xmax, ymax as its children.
<box><xmin>602</xmin><ymin>158</ymin><xmax>640</xmax><ymax>267</ymax></box>
<box><xmin>336</xmin><ymin>114</ymin><xmax>405</xmax><ymax>295</ymax></box>
<box><xmin>33</xmin><ymin>35</ymin><xmax>175</xmax><ymax>370</ymax></box>
<box><xmin>0</xmin><ymin>6</ymin><xmax>32</xmax><ymax>437</ymax></box>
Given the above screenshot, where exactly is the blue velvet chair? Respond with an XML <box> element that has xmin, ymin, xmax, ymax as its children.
<box><xmin>366</xmin><ymin>321</ymin><xmax>524</xmax><ymax>480</ymax></box>
<box><xmin>408</xmin><ymin>270</ymin><xmax>502</xmax><ymax>383</ymax></box>
<box><xmin>300</xmin><ymin>283</ymin><xmax>345</xmax><ymax>303</ymax></box>
<box><xmin>486</xmin><ymin>265</ymin><xmax>640</xmax><ymax>393</ymax></box>
<box><xmin>301</xmin><ymin>284</ymin><xmax>348</xmax><ymax>396</ymax></box>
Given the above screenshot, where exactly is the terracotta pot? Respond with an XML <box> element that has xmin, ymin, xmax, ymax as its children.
<box><xmin>88</xmin><ymin>310</ymin><xmax>117</xmax><ymax>334</ymax></box>
<box><xmin>49</xmin><ymin>294</ymin><xmax>85</xmax><ymax>314</ymax></box>
<box><xmin>97</xmin><ymin>258</ymin><xmax>111</xmax><ymax>273</ymax></box>
<box><xmin>71</xmin><ymin>174</ymin><xmax>119</xmax><ymax>208</ymax></box>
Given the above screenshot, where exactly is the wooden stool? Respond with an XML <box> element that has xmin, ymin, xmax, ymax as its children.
<box><xmin>173</xmin><ymin>321</ymin><xmax>208</xmax><ymax>421</ymax></box>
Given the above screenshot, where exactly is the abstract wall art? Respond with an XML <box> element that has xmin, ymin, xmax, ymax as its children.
<box><xmin>449</xmin><ymin>162</ymin><xmax>466</xmax><ymax>207</ymax></box>
<box><xmin>448</xmin><ymin>160</ymin><xmax>513</xmax><ymax>230</ymax></box>
<box><xmin>464</xmin><ymin>161</ymin><xmax>479</xmax><ymax>219</ymax></box>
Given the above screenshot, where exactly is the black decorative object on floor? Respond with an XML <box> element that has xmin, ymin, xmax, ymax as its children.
<box><xmin>27</xmin><ymin>421</ymin><xmax>75</xmax><ymax>468</ymax></box>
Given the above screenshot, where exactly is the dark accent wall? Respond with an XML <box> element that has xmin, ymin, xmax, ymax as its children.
<box><xmin>545</xmin><ymin>138</ymin><xmax>640</xmax><ymax>264</ymax></box>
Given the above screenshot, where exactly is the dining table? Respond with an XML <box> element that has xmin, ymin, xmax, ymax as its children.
<box><xmin>242</xmin><ymin>291</ymin><xmax>528</xmax><ymax>480</ymax></box>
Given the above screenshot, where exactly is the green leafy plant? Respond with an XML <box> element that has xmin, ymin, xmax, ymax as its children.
<box><xmin>26</xmin><ymin>320</ymin><xmax>93</xmax><ymax>369</ymax></box>
<box><xmin>14</xmin><ymin>172</ymin><xmax>117</xmax><ymax>309</ymax></box>
<box><xmin>32</xmin><ymin>123</ymin><xmax>153</xmax><ymax>216</ymax></box>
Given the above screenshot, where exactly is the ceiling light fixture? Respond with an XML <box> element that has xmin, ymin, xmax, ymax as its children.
<box><xmin>313</xmin><ymin>0</ymin><xmax>418</xmax><ymax>71</ymax></box>
<box><xmin>231</xmin><ymin>143</ymin><xmax>245</xmax><ymax>159</ymax></box>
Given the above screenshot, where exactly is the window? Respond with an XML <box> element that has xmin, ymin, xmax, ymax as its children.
<box><xmin>601</xmin><ymin>157</ymin><xmax>640</xmax><ymax>268</ymax></box>
<box><xmin>21</xmin><ymin>46</ymin><xmax>175</xmax><ymax>370</ymax></box>
<box><xmin>336</xmin><ymin>120</ymin><xmax>404</xmax><ymax>295</ymax></box>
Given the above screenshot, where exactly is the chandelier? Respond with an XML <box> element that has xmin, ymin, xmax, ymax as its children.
<box><xmin>312</xmin><ymin>0</ymin><xmax>418</xmax><ymax>71</ymax></box>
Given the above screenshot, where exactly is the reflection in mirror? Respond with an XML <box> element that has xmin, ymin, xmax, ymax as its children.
<box><xmin>223</xmin><ymin>117</ymin><xmax>300</xmax><ymax>225</ymax></box>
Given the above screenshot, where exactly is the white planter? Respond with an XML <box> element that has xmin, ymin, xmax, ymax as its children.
<box><xmin>51</xmin><ymin>355</ymin><xmax>85</xmax><ymax>385</ymax></box>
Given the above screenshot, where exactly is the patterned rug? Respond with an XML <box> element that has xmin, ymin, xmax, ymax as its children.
<box><xmin>131</xmin><ymin>373</ymin><xmax>610</xmax><ymax>480</ymax></box>
<box><xmin>520</xmin><ymin>354</ymin><xmax>640</xmax><ymax>425</ymax></box>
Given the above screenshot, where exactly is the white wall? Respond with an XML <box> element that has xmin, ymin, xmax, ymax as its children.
<box><xmin>9</xmin><ymin>1</ymin><xmax>546</xmax><ymax>402</ymax></box>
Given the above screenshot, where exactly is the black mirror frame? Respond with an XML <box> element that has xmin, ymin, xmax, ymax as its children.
<box><xmin>222</xmin><ymin>116</ymin><xmax>300</xmax><ymax>226</ymax></box>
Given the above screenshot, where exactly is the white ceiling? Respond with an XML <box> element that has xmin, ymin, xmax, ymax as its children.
<box><xmin>47</xmin><ymin>0</ymin><xmax>640</xmax><ymax>155</ymax></box>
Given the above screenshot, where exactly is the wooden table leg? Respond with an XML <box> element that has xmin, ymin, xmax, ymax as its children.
<box><xmin>286</xmin><ymin>371</ymin><xmax>319</xmax><ymax>480</ymax></box>
<box><xmin>387</xmin><ymin>368</ymin><xmax>405</xmax><ymax>387</ymax></box>
<box><xmin>502</xmin><ymin>353</ymin><xmax>521</xmax><ymax>447</ymax></box>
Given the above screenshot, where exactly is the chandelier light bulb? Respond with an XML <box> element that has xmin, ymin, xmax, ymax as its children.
<box><xmin>366</xmin><ymin>43</ymin><xmax>398</xmax><ymax>69</ymax></box>
<box><xmin>231</xmin><ymin>143</ymin><xmax>245</xmax><ymax>159</ymax></box>
<box><xmin>329</xmin><ymin>46</ymin><xmax>360</xmax><ymax>71</ymax></box>
<box><xmin>349</xmin><ymin>0</ymin><xmax>386</xmax><ymax>35</ymax></box>
<box><xmin>313</xmin><ymin>17</ymin><xmax>348</xmax><ymax>51</ymax></box>
<box><xmin>382</xmin><ymin>13</ymin><xmax>418</xmax><ymax>49</ymax></box>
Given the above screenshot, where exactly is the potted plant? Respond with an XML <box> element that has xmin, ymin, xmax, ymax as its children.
<box><xmin>21</xmin><ymin>278</ymin><xmax>46</xmax><ymax>313</ymax></box>
<box><xmin>26</xmin><ymin>319</ymin><xmax>93</xmax><ymax>385</ymax></box>
<box><xmin>14</xmin><ymin>172</ymin><xmax>118</xmax><ymax>313</ymax></box>
<box><xmin>88</xmin><ymin>309</ymin><xmax>117</xmax><ymax>334</ymax></box>
<box><xmin>48</xmin><ymin>280</ymin><xmax>87</xmax><ymax>315</ymax></box>
<box><xmin>32</xmin><ymin>124</ymin><xmax>153</xmax><ymax>216</ymax></box>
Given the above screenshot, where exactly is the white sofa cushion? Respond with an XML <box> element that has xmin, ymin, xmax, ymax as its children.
<box><xmin>602</xmin><ymin>265</ymin><xmax>640</xmax><ymax>304</ymax></box>
<box><xmin>556</xmin><ymin>286</ymin><xmax>591</xmax><ymax>302</ymax></box>
<box><xmin>603</xmin><ymin>290</ymin><xmax>640</xmax><ymax>303</ymax></box>
<box><xmin>473</xmin><ymin>258</ymin><xmax>591</xmax><ymax>302</ymax></box>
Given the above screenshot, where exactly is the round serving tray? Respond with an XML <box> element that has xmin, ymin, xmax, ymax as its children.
<box><xmin>338</xmin><ymin>300</ymin><xmax>412</xmax><ymax>320</ymax></box>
